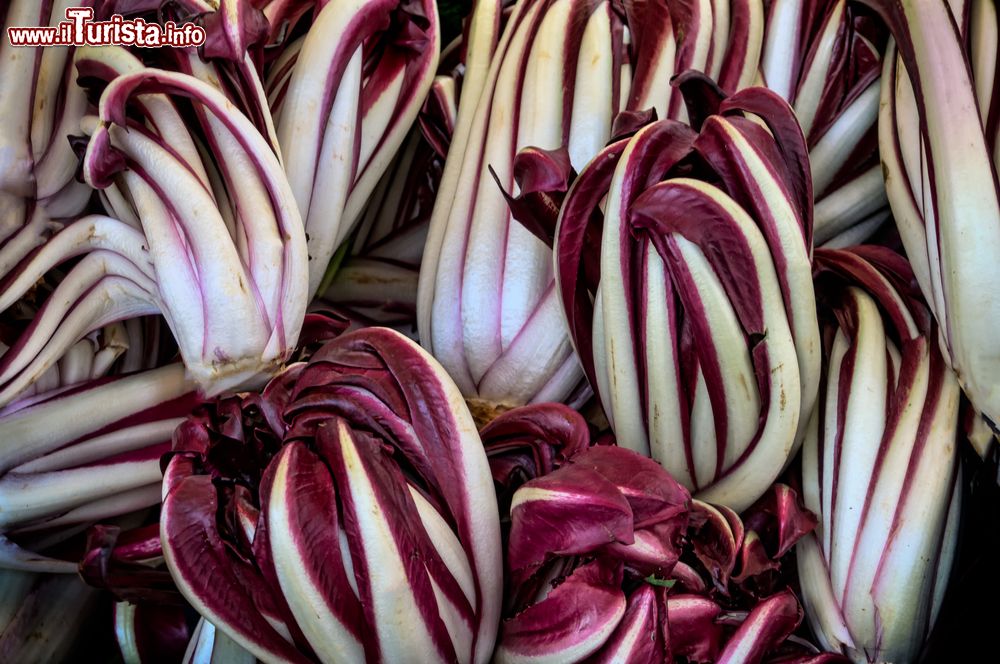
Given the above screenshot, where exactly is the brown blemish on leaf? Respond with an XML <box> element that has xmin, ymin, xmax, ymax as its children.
<box><xmin>466</xmin><ymin>398</ymin><xmax>518</xmax><ymax>429</ymax></box>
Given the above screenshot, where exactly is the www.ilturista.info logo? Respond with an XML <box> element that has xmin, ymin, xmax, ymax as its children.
<box><xmin>6</xmin><ymin>7</ymin><xmax>206</xmax><ymax>48</ymax></box>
